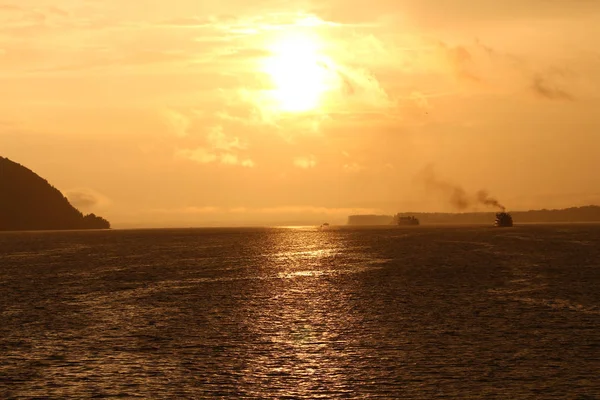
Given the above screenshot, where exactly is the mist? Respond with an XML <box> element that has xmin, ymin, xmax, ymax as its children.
<box><xmin>65</xmin><ymin>188</ymin><xmax>110</xmax><ymax>211</ymax></box>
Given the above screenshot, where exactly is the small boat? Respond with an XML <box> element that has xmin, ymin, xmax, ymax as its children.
<box><xmin>319</xmin><ymin>222</ymin><xmax>330</xmax><ymax>230</ymax></box>
<box><xmin>397</xmin><ymin>216</ymin><xmax>420</xmax><ymax>226</ymax></box>
<box><xmin>494</xmin><ymin>212</ymin><xmax>513</xmax><ymax>227</ymax></box>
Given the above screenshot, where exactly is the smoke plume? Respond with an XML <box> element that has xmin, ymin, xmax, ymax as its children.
<box><xmin>476</xmin><ymin>190</ymin><xmax>505</xmax><ymax>212</ymax></box>
<box><xmin>417</xmin><ymin>165</ymin><xmax>505</xmax><ymax>211</ymax></box>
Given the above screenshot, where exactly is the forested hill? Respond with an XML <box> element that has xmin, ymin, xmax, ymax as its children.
<box><xmin>0</xmin><ymin>156</ymin><xmax>110</xmax><ymax>231</ymax></box>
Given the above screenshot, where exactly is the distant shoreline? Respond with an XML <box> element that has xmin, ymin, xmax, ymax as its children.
<box><xmin>348</xmin><ymin>205</ymin><xmax>600</xmax><ymax>225</ymax></box>
<box><xmin>3</xmin><ymin>221</ymin><xmax>600</xmax><ymax>233</ymax></box>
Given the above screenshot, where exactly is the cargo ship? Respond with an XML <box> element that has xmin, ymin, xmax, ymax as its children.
<box><xmin>494</xmin><ymin>212</ymin><xmax>513</xmax><ymax>227</ymax></box>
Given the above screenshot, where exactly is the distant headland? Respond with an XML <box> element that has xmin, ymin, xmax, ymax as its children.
<box><xmin>348</xmin><ymin>206</ymin><xmax>600</xmax><ymax>225</ymax></box>
<box><xmin>0</xmin><ymin>156</ymin><xmax>110</xmax><ymax>231</ymax></box>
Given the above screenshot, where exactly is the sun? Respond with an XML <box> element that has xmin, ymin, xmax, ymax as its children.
<box><xmin>262</xmin><ymin>32</ymin><xmax>337</xmax><ymax>113</ymax></box>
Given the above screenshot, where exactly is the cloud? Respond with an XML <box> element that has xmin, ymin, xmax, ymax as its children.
<box><xmin>218</xmin><ymin>48</ymin><xmax>271</xmax><ymax>60</ymax></box>
<box><xmin>219</xmin><ymin>153</ymin><xmax>254</xmax><ymax>167</ymax></box>
<box><xmin>331</xmin><ymin>64</ymin><xmax>392</xmax><ymax>108</ymax></box>
<box><xmin>176</xmin><ymin>147</ymin><xmax>254</xmax><ymax>167</ymax></box>
<box><xmin>47</xmin><ymin>6</ymin><xmax>69</xmax><ymax>17</ymax></box>
<box><xmin>316</xmin><ymin>0</ymin><xmax>600</xmax><ymax>25</ymax></box>
<box><xmin>441</xmin><ymin>43</ymin><xmax>481</xmax><ymax>82</ymax></box>
<box><xmin>158</xmin><ymin>16</ymin><xmax>217</xmax><ymax>28</ymax></box>
<box><xmin>531</xmin><ymin>73</ymin><xmax>574</xmax><ymax>101</ymax></box>
<box><xmin>152</xmin><ymin>206</ymin><xmax>220</xmax><ymax>214</ymax></box>
<box><xmin>294</xmin><ymin>155</ymin><xmax>317</xmax><ymax>169</ymax></box>
<box><xmin>343</xmin><ymin>162</ymin><xmax>364</xmax><ymax>173</ymax></box>
<box><xmin>176</xmin><ymin>147</ymin><xmax>218</xmax><ymax>164</ymax></box>
<box><xmin>173</xmin><ymin>120</ymin><xmax>253</xmax><ymax>167</ymax></box>
<box><xmin>0</xmin><ymin>4</ymin><xmax>73</xmax><ymax>36</ymax></box>
<box><xmin>220</xmin><ymin>153</ymin><xmax>239</xmax><ymax>165</ymax></box>
<box><xmin>397</xmin><ymin>91</ymin><xmax>434</xmax><ymax>120</ymax></box>
<box><xmin>153</xmin><ymin>205</ymin><xmax>382</xmax><ymax>216</ymax></box>
<box><xmin>65</xmin><ymin>188</ymin><xmax>111</xmax><ymax>210</ymax></box>
<box><xmin>207</xmin><ymin>125</ymin><xmax>245</xmax><ymax>151</ymax></box>
<box><xmin>0</xmin><ymin>4</ymin><xmax>21</xmax><ymax>12</ymax></box>
<box><xmin>241</xmin><ymin>159</ymin><xmax>255</xmax><ymax>167</ymax></box>
<box><xmin>251</xmin><ymin>206</ymin><xmax>382</xmax><ymax>215</ymax></box>
<box><xmin>163</xmin><ymin>109</ymin><xmax>190</xmax><ymax>138</ymax></box>
<box><xmin>33</xmin><ymin>50</ymin><xmax>193</xmax><ymax>73</ymax></box>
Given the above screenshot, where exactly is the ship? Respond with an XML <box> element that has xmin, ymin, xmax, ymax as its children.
<box><xmin>397</xmin><ymin>215</ymin><xmax>420</xmax><ymax>226</ymax></box>
<box><xmin>494</xmin><ymin>212</ymin><xmax>513</xmax><ymax>227</ymax></box>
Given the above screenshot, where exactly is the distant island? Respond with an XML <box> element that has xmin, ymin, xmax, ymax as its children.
<box><xmin>0</xmin><ymin>156</ymin><xmax>110</xmax><ymax>231</ymax></box>
<box><xmin>348</xmin><ymin>206</ymin><xmax>600</xmax><ymax>225</ymax></box>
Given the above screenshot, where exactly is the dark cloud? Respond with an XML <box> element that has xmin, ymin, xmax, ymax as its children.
<box><xmin>442</xmin><ymin>43</ymin><xmax>481</xmax><ymax>82</ymax></box>
<box><xmin>439</xmin><ymin>40</ymin><xmax>579</xmax><ymax>101</ymax></box>
<box><xmin>531</xmin><ymin>73</ymin><xmax>574</xmax><ymax>101</ymax></box>
<box><xmin>335</xmin><ymin>69</ymin><xmax>355</xmax><ymax>95</ymax></box>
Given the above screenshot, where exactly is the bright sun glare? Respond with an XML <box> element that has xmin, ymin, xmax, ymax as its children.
<box><xmin>263</xmin><ymin>33</ymin><xmax>337</xmax><ymax>113</ymax></box>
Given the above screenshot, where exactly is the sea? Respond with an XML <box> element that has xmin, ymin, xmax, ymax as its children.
<box><xmin>0</xmin><ymin>224</ymin><xmax>599</xmax><ymax>399</ymax></box>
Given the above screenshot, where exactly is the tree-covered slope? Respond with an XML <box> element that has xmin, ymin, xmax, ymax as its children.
<box><xmin>0</xmin><ymin>156</ymin><xmax>110</xmax><ymax>231</ymax></box>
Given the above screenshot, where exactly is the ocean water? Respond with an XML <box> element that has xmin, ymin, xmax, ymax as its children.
<box><xmin>0</xmin><ymin>225</ymin><xmax>599</xmax><ymax>399</ymax></box>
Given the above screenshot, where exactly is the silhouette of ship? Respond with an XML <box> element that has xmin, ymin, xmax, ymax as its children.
<box><xmin>397</xmin><ymin>216</ymin><xmax>420</xmax><ymax>226</ymax></box>
<box><xmin>494</xmin><ymin>212</ymin><xmax>513</xmax><ymax>227</ymax></box>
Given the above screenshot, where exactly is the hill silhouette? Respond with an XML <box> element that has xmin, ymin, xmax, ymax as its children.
<box><xmin>0</xmin><ymin>156</ymin><xmax>110</xmax><ymax>231</ymax></box>
<box><xmin>348</xmin><ymin>205</ymin><xmax>600</xmax><ymax>225</ymax></box>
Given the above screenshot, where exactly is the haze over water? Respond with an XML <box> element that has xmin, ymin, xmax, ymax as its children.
<box><xmin>1</xmin><ymin>225</ymin><xmax>599</xmax><ymax>399</ymax></box>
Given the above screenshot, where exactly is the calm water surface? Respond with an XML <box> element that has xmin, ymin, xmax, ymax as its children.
<box><xmin>1</xmin><ymin>225</ymin><xmax>599</xmax><ymax>399</ymax></box>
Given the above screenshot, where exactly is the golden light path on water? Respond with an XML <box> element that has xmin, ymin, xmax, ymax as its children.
<box><xmin>236</xmin><ymin>229</ymin><xmax>362</xmax><ymax>397</ymax></box>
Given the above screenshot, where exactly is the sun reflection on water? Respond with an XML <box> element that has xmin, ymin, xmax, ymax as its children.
<box><xmin>237</xmin><ymin>229</ymin><xmax>360</xmax><ymax>396</ymax></box>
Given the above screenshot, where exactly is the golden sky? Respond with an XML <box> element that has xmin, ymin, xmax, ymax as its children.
<box><xmin>1</xmin><ymin>0</ymin><xmax>600</xmax><ymax>227</ymax></box>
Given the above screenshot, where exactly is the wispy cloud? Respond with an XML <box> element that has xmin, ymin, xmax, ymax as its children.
<box><xmin>176</xmin><ymin>147</ymin><xmax>218</xmax><ymax>164</ymax></box>
<box><xmin>152</xmin><ymin>205</ymin><xmax>382</xmax><ymax>216</ymax></box>
<box><xmin>65</xmin><ymin>188</ymin><xmax>111</xmax><ymax>210</ymax></box>
<box><xmin>294</xmin><ymin>155</ymin><xmax>317</xmax><ymax>169</ymax></box>
<box><xmin>531</xmin><ymin>73</ymin><xmax>574</xmax><ymax>101</ymax></box>
<box><xmin>343</xmin><ymin>162</ymin><xmax>364</xmax><ymax>173</ymax></box>
<box><xmin>0</xmin><ymin>4</ymin><xmax>21</xmax><ymax>12</ymax></box>
<box><xmin>207</xmin><ymin>126</ymin><xmax>246</xmax><ymax>151</ymax></box>
<box><xmin>163</xmin><ymin>109</ymin><xmax>190</xmax><ymax>138</ymax></box>
<box><xmin>176</xmin><ymin>147</ymin><xmax>254</xmax><ymax>167</ymax></box>
<box><xmin>440</xmin><ymin>42</ymin><xmax>481</xmax><ymax>82</ymax></box>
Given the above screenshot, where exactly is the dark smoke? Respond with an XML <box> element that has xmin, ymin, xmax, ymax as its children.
<box><xmin>417</xmin><ymin>165</ymin><xmax>505</xmax><ymax>211</ymax></box>
<box><xmin>476</xmin><ymin>190</ymin><xmax>505</xmax><ymax>212</ymax></box>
